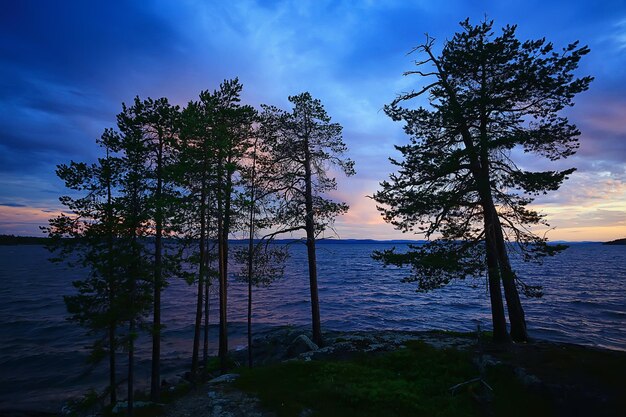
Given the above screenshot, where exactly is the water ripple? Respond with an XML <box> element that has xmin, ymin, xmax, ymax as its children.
<box><xmin>0</xmin><ymin>243</ymin><xmax>625</xmax><ymax>411</ymax></box>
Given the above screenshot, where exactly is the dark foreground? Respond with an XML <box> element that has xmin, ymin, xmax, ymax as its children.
<box><xmin>18</xmin><ymin>327</ymin><xmax>624</xmax><ymax>417</ymax></box>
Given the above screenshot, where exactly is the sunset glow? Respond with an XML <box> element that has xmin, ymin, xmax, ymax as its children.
<box><xmin>1</xmin><ymin>1</ymin><xmax>625</xmax><ymax>242</ymax></box>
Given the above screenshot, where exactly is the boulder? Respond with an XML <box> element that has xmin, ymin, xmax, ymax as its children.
<box><xmin>111</xmin><ymin>401</ymin><xmax>156</xmax><ymax>414</ymax></box>
<box><xmin>287</xmin><ymin>335</ymin><xmax>319</xmax><ymax>357</ymax></box>
<box><xmin>208</xmin><ymin>373</ymin><xmax>240</xmax><ymax>384</ymax></box>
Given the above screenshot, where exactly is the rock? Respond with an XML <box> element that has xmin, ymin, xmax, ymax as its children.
<box><xmin>111</xmin><ymin>401</ymin><xmax>157</xmax><ymax>414</ymax></box>
<box><xmin>514</xmin><ymin>367</ymin><xmax>541</xmax><ymax>387</ymax></box>
<box><xmin>208</xmin><ymin>373</ymin><xmax>240</xmax><ymax>384</ymax></box>
<box><xmin>287</xmin><ymin>335</ymin><xmax>319</xmax><ymax>357</ymax></box>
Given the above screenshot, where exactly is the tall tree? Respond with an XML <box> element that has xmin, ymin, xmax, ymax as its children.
<box><xmin>235</xmin><ymin>135</ymin><xmax>289</xmax><ymax>367</ymax></box>
<box><xmin>373</xmin><ymin>19</ymin><xmax>592</xmax><ymax>342</ymax></box>
<box><xmin>117</xmin><ymin>97</ymin><xmax>180</xmax><ymax>399</ymax></box>
<box><xmin>261</xmin><ymin>93</ymin><xmax>355</xmax><ymax>346</ymax></box>
<box><xmin>45</xmin><ymin>130</ymin><xmax>123</xmax><ymax>406</ymax></box>
<box><xmin>178</xmin><ymin>79</ymin><xmax>255</xmax><ymax>375</ymax></box>
<box><xmin>177</xmin><ymin>96</ymin><xmax>215</xmax><ymax>381</ymax></box>
<box><xmin>212</xmin><ymin>79</ymin><xmax>256</xmax><ymax>371</ymax></box>
<box><xmin>116</xmin><ymin>102</ymin><xmax>154</xmax><ymax>415</ymax></box>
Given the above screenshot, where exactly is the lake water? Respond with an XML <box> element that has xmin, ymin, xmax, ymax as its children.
<box><xmin>0</xmin><ymin>242</ymin><xmax>625</xmax><ymax>412</ymax></box>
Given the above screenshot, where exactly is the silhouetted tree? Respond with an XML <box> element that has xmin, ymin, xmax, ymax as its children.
<box><xmin>260</xmin><ymin>93</ymin><xmax>355</xmax><ymax>346</ymax></box>
<box><xmin>235</xmin><ymin>135</ymin><xmax>289</xmax><ymax>367</ymax></box>
<box><xmin>177</xmin><ymin>95</ymin><xmax>216</xmax><ymax>382</ymax></box>
<box><xmin>118</xmin><ymin>96</ymin><xmax>181</xmax><ymax>401</ymax></box>
<box><xmin>116</xmin><ymin>103</ymin><xmax>155</xmax><ymax>415</ymax></box>
<box><xmin>374</xmin><ymin>19</ymin><xmax>592</xmax><ymax>342</ymax></box>
<box><xmin>45</xmin><ymin>130</ymin><xmax>123</xmax><ymax>406</ymax></box>
<box><xmin>212</xmin><ymin>79</ymin><xmax>256</xmax><ymax>371</ymax></box>
<box><xmin>178</xmin><ymin>79</ymin><xmax>255</xmax><ymax>376</ymax></box>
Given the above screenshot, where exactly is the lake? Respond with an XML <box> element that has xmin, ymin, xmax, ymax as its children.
<box><xmin>0</xmin><ymin>242</ymin><xmax>624</xmax><ymax>412</ymax></box>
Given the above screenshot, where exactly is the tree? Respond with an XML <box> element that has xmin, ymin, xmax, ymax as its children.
<box><xmin>177</xmin><ymin>79</ymin><xmax>255</xmax><ymax>376</ymax></box>
<box><xmin>115</xmin><ymin>102</ymin><xmax>155</xmax><ymax>415</ymax></box>
<box><xmin>211</xmin><ymin>79</ymin><xmax>256</xmax><ymax>371</ymax></box>
<box><xmin>177</xmin><ymin>94</ymin><xmax>216</xmax><ymax>382</ymax></box>
<box><xmin>119</xmin><ymin>96</ymin><xmax>181</xmax><ymax>401</ymax></box>
<box><xmin>45</xmin><ymin>130</ymin><xmax>123</xmax><ymax>406</ymax></box>
<box><xmin>235</xmin><ymin>134</ymin><xmax>289</xmax><ymax>367</ymax></box>
<box><xmin>373</xmin><ymin>19</ymin><xmax>592</xmax><ymax>342</ymax></box>
<box><xmin>261</xmin><ymin>93</ymin><xmax>355</xmax><ymax>346</ymax></box>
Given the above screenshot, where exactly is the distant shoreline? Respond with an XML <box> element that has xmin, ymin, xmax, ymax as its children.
<box><xmin>0</xmin><ymin>234</ymin><xmax>608</xmax><ymax>246</ymax></box>
<box><xmin>603</xmin><ymin>238</ymin><xmax>626</xmax><ymax>245</ymax></box>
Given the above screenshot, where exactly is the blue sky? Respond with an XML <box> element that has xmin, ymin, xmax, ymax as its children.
<box><xmin>1</xmin><ymin>0</ymin><xmax>625</xmax><ymax>240</ymax></box>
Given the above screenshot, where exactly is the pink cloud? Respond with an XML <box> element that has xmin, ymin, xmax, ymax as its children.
<box><xmin>0</xmin><ymin>205</ymin><xmax>63</xmax><ymax>236</ymax></box>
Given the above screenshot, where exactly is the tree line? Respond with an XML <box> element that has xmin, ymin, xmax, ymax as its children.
<box><xmin>45</xmin><ymin>80</ymin><xmax>354</xmax><ymax>413</ymax></box>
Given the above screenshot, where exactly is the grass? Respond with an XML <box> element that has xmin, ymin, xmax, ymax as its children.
<box><xmin>90</xmin><ymin>334</ymin><xmax>625</xmax><ymax>417</ymax></box>
<box><xmin>236</xmin><ymin>340</ymin><xmax>481</xmax><ymax>417</ymax></box>
<box><xmin>234</xmin><ymin>339</ymin><xmax>569</xmax><ymax>417</ymax></box>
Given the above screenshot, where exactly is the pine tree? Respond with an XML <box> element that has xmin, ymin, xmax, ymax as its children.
<box><xmin>374</xmin><ymin>19</ymin><xmax>592</xmax><ymax>342</ymax></box>
<box><xmin>235</xmin><ymin>135</ymin><xmax>289</xmax><ymax>367</ymax></box>
<box><xmin>46</xmin><ymin>130</ymin><xmax>123</xmax><ymax>406</ymax></box>
<box><xmin>260</xmin><ymin>93</ymin><xmax>355</xmax><ymax>346</ymax></box>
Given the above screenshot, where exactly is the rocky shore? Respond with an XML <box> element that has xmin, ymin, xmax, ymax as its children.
<box><xmin>8</xmin><ymin>326</ymin><xmax>623</xmax><ymax>417</ymax></box>
<box><xmin>164</xmin><ymin>327</ymin><xmax>479</xmax><ymax>417</ymax></box>
<box><xmin>161</xmin><ymin>327</ymin><xmax>625</xmax><ymax>417</ymax></box>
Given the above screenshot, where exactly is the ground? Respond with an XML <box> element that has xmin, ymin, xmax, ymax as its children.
<box><xmin>148</xmin><ymin>328</ymin><xmax>626</xmax><ymax>417</ymax></box>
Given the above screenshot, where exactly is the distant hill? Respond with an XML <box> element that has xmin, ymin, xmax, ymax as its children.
<box><xmin>603</xmin><ymin>238</ymin><xmax>626</xmax><ymax>245</ymax></box>
<box><xmin>227</xmin><ymin>238</ymin><xmax>426</xmax><ymax>245</ymax></box>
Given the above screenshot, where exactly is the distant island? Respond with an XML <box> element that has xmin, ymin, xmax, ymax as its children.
<box><xmin>0</xmin><ymin>235</ymin><xmax>425</xmax><ymax>246</ymax></box>
<box><xmin>603</xmin><ymin>238</ymin><xmax>626</xmax><ymax>245</ymax></box>
<box><xmin>0</xmin><ymin>234</ymin><xmax>49</xmax><ymax>245</ymax></box>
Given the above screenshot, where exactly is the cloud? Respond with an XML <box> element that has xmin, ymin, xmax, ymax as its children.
<box><xmin>0</xmin><ymin>205</ymin><xmax>64</xmax><ymax>236</ymax></box>
<box><xmin>610</xmin><ymin>17</ymin><xmax>626</xmax><ymax>49</ymax></box>
<box><xmin>0</xmin><ymin>202</ymin><xmax>27</xmax><ymax>208</ymax></box>
<box><xmin>1</xmin><ymin>0</ymin><xmax>626</xmax><ymax>241</ymax></box>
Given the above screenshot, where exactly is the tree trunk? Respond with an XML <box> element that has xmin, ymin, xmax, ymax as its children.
<box><xmin>105</xmin><ymin>153</ymin><xmax>117</xmax><ymax>405</ymax></box>
<box><xmin>218</xmin><ymin>158</ymin><xmax>234</xmax><ymax>372</ymax></box>
<box><xmin>303</xmin><ymin>136</ymin><xmax>323</xmax><ymax>347</ymax></box>
<box><xmin>491</xmin><ymin>210</ymin><xmax>528</xmax><ymax>342</ymax></box>
<box><xmin>151</xmin><ymin>139</ymin><xmax>164</xmax><ymax>401</ymax></box>
<box><xmin>484</xmin><ymin>218</ymin><xmax>509</xmax><ymax>343</ymax></box>
<box><xmin>127</xmin><ymin>317</ymin><xmax>134</xmax><ymax>417</ymax></box>
<box><xmin>109</xmin><ymin>324</ymin><xmax>117</xmax><ymax>405</ymax></box>
<box><xmin>246</xmin><ymin>140</ymin><xmax>257</xmax><ymax>368</ymax></box>
<box><xmin>217</xmin><ymin>215</ymin><xmax>228</xmax><ymax>371</ymax></box>
<box><xmin>151</xmin><ymin>214</ymin><xmax>162</xmax><ymax>397</ymax></box>
<box><xmin>247</xmin><ymin>258</ymin><xmax>253</xmax><ymax>368</ymax></box>
<box><xmin>203</xmin><ymin>263</ymin><xmax>210</xmax><ymax>367</ymax></box>
<box><xmin>217</xmin><ymin>163</ymin><xmax>229</xmax><ymax>372</ymax></box>
<box><xmin>246</xmin><ymin>232</ymin><xmax>253</xmax><ymax>368</ymax></box>
<box><xmin>191</xmin><ymin>182</ymin><xmax>207</xmax><ymax>381</ymax></box>
<box><xmin>203</xmin><ymin>187</ymin><xmax>214</xmax><ymax>367</ymax></box>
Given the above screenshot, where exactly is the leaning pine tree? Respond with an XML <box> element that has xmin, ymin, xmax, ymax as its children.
<box><xmin>373</xmin><ymin>19</ymin><xmax>592</xmax><ymax>342</ymax></box>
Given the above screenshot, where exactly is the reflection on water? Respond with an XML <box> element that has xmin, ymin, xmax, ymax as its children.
<box><xmin>0</xmin><ymin>242</ymin><xmax>624</xmax><ymax>411</ymax></box>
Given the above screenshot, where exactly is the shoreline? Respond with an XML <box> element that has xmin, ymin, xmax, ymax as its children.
<box><xmin>4</xmin><ymin>326</ymin><xmax>626</xmax><ymax>417</ymax></box>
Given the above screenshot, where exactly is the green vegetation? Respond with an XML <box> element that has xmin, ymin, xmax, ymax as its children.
<box><xmin>235</xmin><ymin>340</ymin><xmax>551</xmax><ymax>417</ymax></box>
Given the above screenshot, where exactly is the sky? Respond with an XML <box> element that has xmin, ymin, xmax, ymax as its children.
<box><xmin>1</xmin><ymin>0</ymin><xmax>625</xmax><ymax>241</ymax></box>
